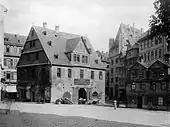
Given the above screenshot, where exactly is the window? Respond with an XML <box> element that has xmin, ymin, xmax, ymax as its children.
<box><xmin>14</xmin><ymin>46</ymin><xmax>17</xmax><ymax>53</ymax></box>
<box><xmin>151</xmin><ymin>51</ymin><xmax>154</xmax><ymax>60</ymax></box>
<box><xmin>155</xmin><ymin>37</ymin><xmax>158</xmax><ymax>45</ymax></box>
<box><xmin>159</xmin><ymin>71</ymin><xmax>164</xmax><ymax>78</ymax></box>
<box><xmin>150</xmin><ymin>83</ymin><xmax>156</xmax><ymax>91</ymax></box>
<box><xmin>140</xmin><ymin>43</ymin><xmax>143</xmax><ymax>50</ymax></box>
<box><xmin>99</xmin><ymin>71</ymin><xmax>103</xmax><ymax>80</ymax></box>
<box><xmin>77</xmin><ymin>55</ymin><xmax>80</xmax><ymax>62</ymax></box>
<box><xmin>116</xmin><ymin>58</ymin><xmax>118</xmax><ymax>64</ymax></box>
<box><xmin>158</xmin><ymin>97</ymin><xmax>163</xmax><ymax>106</ymax></box>
<box><xmin>155</xmin><ymin>50</ymin><xmax>158</xmax><ymax>59</ymax></box>
<box><xmin>138</xmin><ymin>70</ymin><xmax>144</xmax><ymax>78</ymax></box>
<box><xmin>152</xmin><ymin>71</ymin><xmax>157</xmax><ymax>78</ymax></box>
<box><xmin>144</xmin><ymin>54</ymin><xmax>146</xmax><ymax>62</ymax></box>
<box><xmin>57</xmin><ymin>68</ymin><xmax>61</xmax><ymax>77</ymax></box>
<box><xmin>32</xmin><ymin>41</ymin><xmax>35</xmax><ymax>47</ymax></box>
<box><xmin>19</xmin><ymin>48</ymin><xmax>22</xmax><ymax>54</ymax></box>
<box><xmin>161</xmin><ymin>82</ymin><xmax>167</xmax><ymax>90</ymax></box>
<box><xmin>47</xmin><ymin>41</ymin><xmax>52</xmax><ymax>46</ymax></box>
<box><xmin>74</xmin><ymin>54</ymin><xmax>76</xmax><ymax>62</ymax></box>
<box><xmin>148</xmin><ymin>52</ymin><xmax>150</xmax><ymax>61</ymax></box>
<box><xmin>82</xmin><ymin>55</ymin><xmax>85</xmax><ymax>63</ymax></box>
<box><xmin>13</xmin><ymin>72</ymin><xmax>17</xmax><ymax>80</ymax></box>
<box><xmin>131</xmin><ymin>83</ymin><xmax>136</xmax><ymax>91</ymax></box>
<box><xmin>115</xmin><ymin>77</ymin><xmax>118</xmax><ymax>82</ymax></box>
<box><xmin>80</xmin><ymin>69</ymin><xmax>84</xmax><ymax>79</ymax></box>
<box><xmin>11</xmin><ymin>72</ymin><xmax>14</xmax><ymax>80</ymax></box>
<box><xmin>6</xmin><ymin>46</ymin><xmax>10</xmax><ymax>53</ymax></box>
<box><xmin>10</xmin><ymin>59</ymin><xmax>13</xmax><ymax>67</ymax></box>
<box><xmin>140</xmin><ymin>84</ymin><xmax>146</xmax><ymax>91</ymax></box>
<box><xmin>111</xmin><ymin>78</ymin><xmax>113</xmax><ymax>83</ymax></box>
<box><xmin>111</xmin><ymin>68</ymin><xmax>113</xmax><ymax>74</ymax></box>
<box><xmin>159</xmin><ymin>49</ymin><xmax>162</xmax><ymax>58</ymax></box>
<box><xmin>6</xmin><ymin>72</ymin><xmax>10</xmax><ymax>79</ymax></box>
<box><xmin>91</xmin><ymin>71</ymin><xmax>94</xmax><ymax>79</ymax></box>
<box><xmin>68</xmin><ymin>69</ymin><xmax>72</xmax><ymax>78</ymax></box>
<box><xmin>132</xmin><ymin>70</ymin><xmax>137</xmax><ymax>78</ymax></box>
<box><xmin>4</xmin><ymin>58</ymin><xmax>7</xmax><ymax>66</ymax></box>
<box><xmin>27</xmin><ymin>54</ymin><xmax>30</xmax><ymax>61</ymax></box>
<box><xmin>54</xmin><ymin>54</ymin><xmax>58</xmax><ymax>59</ymax></box>
<box><xmin>36</xmin><ymin>52</ymin><xmax>39</xmax><ymax>60</ymax></box>
<box><xmin>111</xmin><ymin>60</ymin><xmax>114</xmax><ymax>65</ymax></box>
<box><xmin>4</xmin><ymin>37</ymin><xmax>9</xmax><ymax>41</ymax></box>
<box><xmin>30</xmin><ymin>42</ymin><xmax>32</xmax><ymax>47</ymax></box>
<box><xmin>95</xmin><ymin>59</ymin><xmax>98</xmax><ymax>64</ymax></box>
<box><xmin>151</xmin><ymin>38</ymin><xmax>154</xmax><ymax>46</ymax></box>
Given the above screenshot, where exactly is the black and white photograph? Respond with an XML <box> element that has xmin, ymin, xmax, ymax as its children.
<box><xmin>0</xmin><ymin>0</ymin><xmax>170</xmax><ymax>127</ymax></box>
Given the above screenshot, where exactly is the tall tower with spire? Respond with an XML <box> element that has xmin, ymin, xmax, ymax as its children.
<box><xmin>0</xmin><ymin>4</ymin><xmax>7</xmax><ymax>101</ymax></box>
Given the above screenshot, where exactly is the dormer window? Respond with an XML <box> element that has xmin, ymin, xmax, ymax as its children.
<box><xmin>54</xmin><ymin>54</ymin><xmax>58</xmax><ymax>59</ymax></box>
<box><xmin>47</xmin><ymin>41</ymin><xmax>52</xmax><ymax>46</ymax></box>
<box><xmin>95</xmin><ymin>59</ymin><xmax>98</xmax><ymax>64</ymax></box>
<box><xmin>43</xmin><ymin>31</ymin><xmax>47</xmax><ymax>35</ymax></box>
<box><xmin>18</xmin><ymin>40</ymin><xmax>20</xmax><ymax>43</ymax></box>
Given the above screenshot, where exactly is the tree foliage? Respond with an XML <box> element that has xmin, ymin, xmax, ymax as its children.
<box><xmin>149</xmin><ymin>0</ymin><xmax>170</xmax><ymax>40</ymax></box>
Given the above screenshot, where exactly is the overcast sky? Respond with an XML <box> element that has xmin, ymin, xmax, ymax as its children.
<box><xmin>2</xmin><ymin>0</ymin><xmax>155</xmax><ymax>52</ymax></box>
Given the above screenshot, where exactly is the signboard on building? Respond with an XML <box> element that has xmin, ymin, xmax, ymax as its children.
<box><xmin>74</xmin><ymin>79</ymin><xmax>90</xmax><ymax>85</ymax></box>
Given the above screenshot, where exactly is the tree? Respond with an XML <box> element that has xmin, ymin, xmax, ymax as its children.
<box><xmin>149</xmin><ymin>0</ymin><xmax>170</xmax><ymax>40</ymax></box>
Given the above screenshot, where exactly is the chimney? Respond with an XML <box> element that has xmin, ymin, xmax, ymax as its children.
<box><xmin>43</xmin><ymin>22</ymin><xmax>47</xmax><ymax>29</ymax></box>
<box><xmin>55</xmin><ymin>25</ymin><xmax>59</xmax><ymax>33</ymax></box>
<box><xmin>141</xmin><ymin>28</ymin><xmax>143</xmax><ymax>33</ymax></box>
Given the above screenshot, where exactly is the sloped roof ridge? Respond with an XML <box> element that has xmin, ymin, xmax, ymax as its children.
<box><xmin>32</xmin><ymin>25</ymin><xmax>80</xmax><ymax>37</ymax></box>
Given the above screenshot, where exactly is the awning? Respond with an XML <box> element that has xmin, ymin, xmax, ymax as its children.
<box><xmin>6</xmin><ymin>85</ymin><xmax>17</xmax><ymax>92</ymax></box>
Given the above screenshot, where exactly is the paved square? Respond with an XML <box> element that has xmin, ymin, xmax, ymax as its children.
<box><xmin>0</xmin><ymin>102</ymin><xmax>170</xmax><ymax>127</ymax></box>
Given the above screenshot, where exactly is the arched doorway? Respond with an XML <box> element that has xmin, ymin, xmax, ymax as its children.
<box><xmin>63</xmin><ymin>91</ymin><xmax>71</xmax><ymax>100</ymax></box>
<box><xmin>78</xmin><ymin>88</ymin><xmax>87</xmax><ymax>99</ymax></box>
<box><xmin>92</xmin><ymin>91</ymin><xmax>98</xmax><ymax>97</ymax></box>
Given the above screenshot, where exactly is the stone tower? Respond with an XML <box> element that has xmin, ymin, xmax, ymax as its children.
<box><xmin>0</xmin><ymin>4</ymin><xmax>7</xmax><ymax>101</ymax></box>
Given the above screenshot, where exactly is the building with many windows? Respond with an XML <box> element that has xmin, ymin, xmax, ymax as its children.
<box><xmin>17</xmin><ymin>23</ymin><xmax>106</xmax><ymax>103</ymax></box>
<box><xmin>96</xmin><ymin>51</ymin><xmax>109</xmax><ymax>100</ymax></box>
<box><xmin>126</xmin><ymin>31</ymin><xmax>170</xmax><ymax>110</ymax></box>
<box><xmin>108</xmin><ymin>23</ymin><xmax>142</xmax><ymax>101</ymax></box>
<box><xmin>2</xmin><ymin>33</ymin><xmax>26</xmax><ymax>100</ymax></box>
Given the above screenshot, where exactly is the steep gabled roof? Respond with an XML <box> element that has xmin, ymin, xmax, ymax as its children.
<box><xmin>32</xmin><ymin>26</ymin><xmax>105</xmax><ymax>70</ymax></box>
<box><xmin>148</xmin><ymin>59</ymin><xmax>170</xmax><ymax>68</ymax></box>
<box><xmin>129</xmin><ymin>61</ymin><xmax>148</xmax><ymax>70</ymax></box>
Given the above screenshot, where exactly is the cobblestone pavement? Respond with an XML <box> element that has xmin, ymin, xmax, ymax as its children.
<box><xmin>0</xmin><ymin>102</ymin><xmax>170</xmax><ymax>127</ymax></box>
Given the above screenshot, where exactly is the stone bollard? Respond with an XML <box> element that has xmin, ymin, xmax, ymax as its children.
<box><xmin>113</xmin><ymin>100</ymin><xmax>117</xmax><ymax>110</ymax></box>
